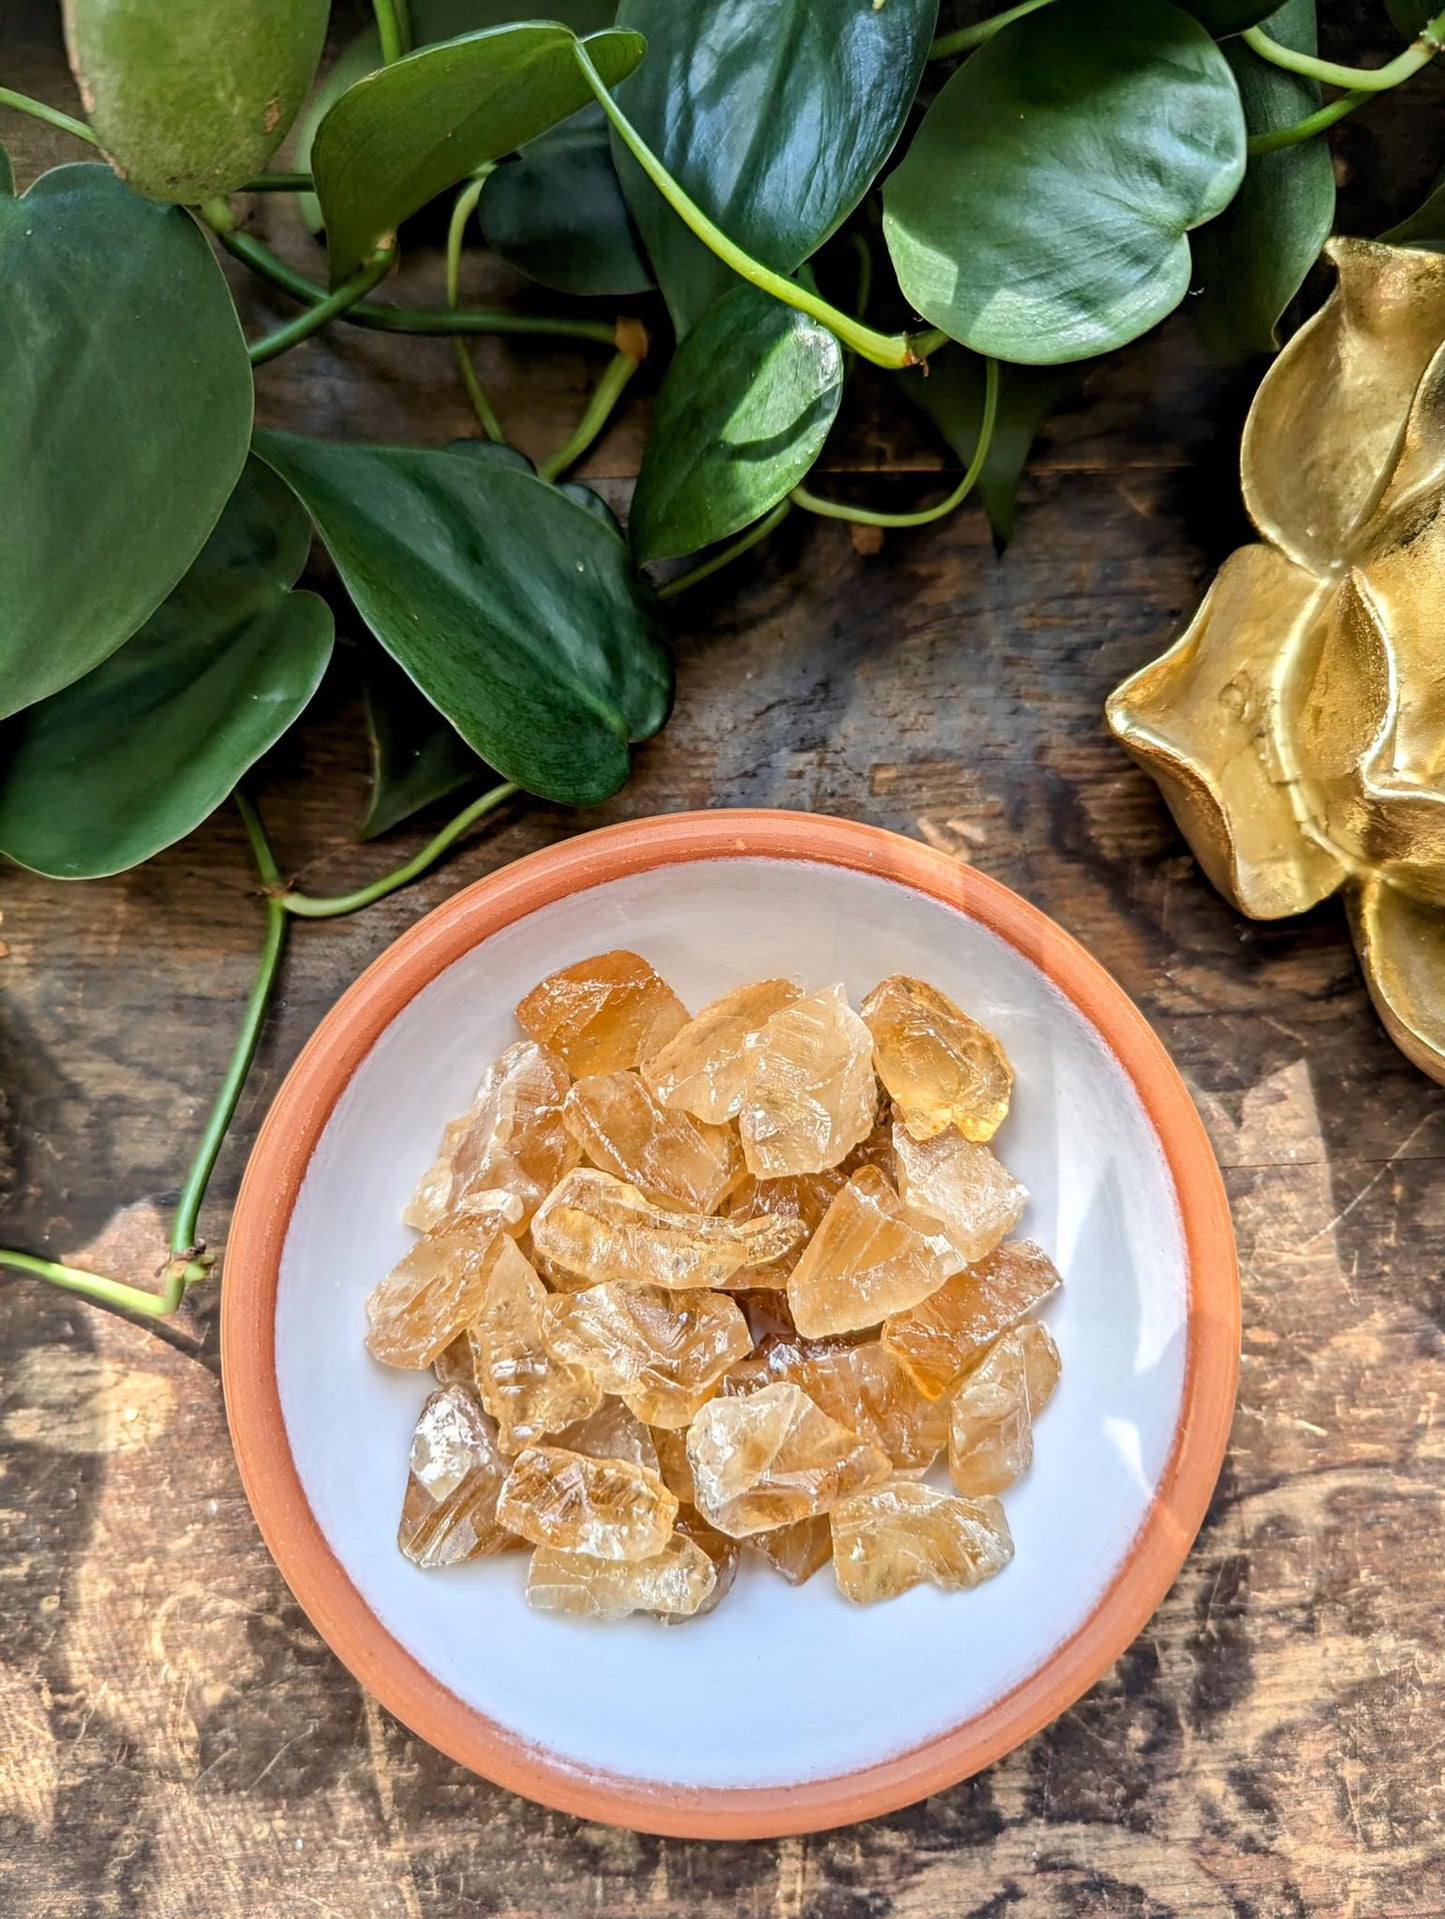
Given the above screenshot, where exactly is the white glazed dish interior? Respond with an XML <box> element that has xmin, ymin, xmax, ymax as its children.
<box><xmin>275</xmin><ymin>854</ymin><xmax>1187</xmax><ymax>1791</ymax></box>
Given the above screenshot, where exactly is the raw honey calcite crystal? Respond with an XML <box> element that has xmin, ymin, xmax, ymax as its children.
<box><xmin>686</xmin><ymin>1381</ymin><xmax>891</xmax><ymax>1537</ymax></box>
<box><xmin>861</xmin><ymin>975</ymin><xmax>1013</xmax><ymax>1144</ymax></box>
<box><xmin>948</xmin><ymin>1321</ymin><xmax>1061</xmax><ymax>1496</ymax></box>
<box><xmin>398</xmin><ymin>1385</ymin><xmax>518</xmax><ymax>1567</ymax></box>
<box><xmin>892</xmin><ymin>1122</ymin><xmax>1027</xmax><ymax>1265</ymax></box>
<box><xmin>883</xmin><ymin>1239</ymin><xmax>1062</xmax><ymax>1399</ymax></box>
<box><xmin>750</xmin><ymin>1514</ymin><xmax>833</xmax><ymax>1585</ymax></box>
<box><xmin>644</xmin><ymin>978</ymin><xmax>801</xmax><ymax>1123</ymax></box>
<box><xmin>404</xmin><ymin>1040</ymin><xmax>577</xmax><ymax>1231</ymax></box>
<box><xmin>531</xmin><ymin>1167</ymin><xmax>804</xmax><ymax>1290</ymax></box>
<box><xmin>667</xmin><ymin>1506</ymin><xmax>741</xmax><ymax>1621</ymax></box>
<box><xmin>831</xmin><ymin>1480</ymin><xmax>1014</xmax><ymax>1602</ymax></box>
<box><xmin>651</xmin><ymin>1426</ymin><xmax>697</xmax><ymax>1504</ymax></box>
<box><xmin>546</xmin><ymin>1284</ymin><xmax>752</xmax><ymax>1428</ymax></box>
<box><xmin>790</xmin><ymin>1341</ymin><xmax>947</xmax><ymax>1473</ymax></box>
<box><xmin>526</xmin><ymin>1535</ymin><xmax>718</xmax><ymax>1620</ymax></box>
<box><xmin>786</xmin><ymin>1164</ymin><xmax>964</xmax><ymax>1338</ymax></box>
<box><xmin>557</xmin><ymin>1399</ymin><xmax>660</xmax><ymax>1476</ymax></box>
<box><xmin>467</xmin><ymin>1237</ymin><xmax>600</xmax><ymax>1451</ymax></box>
<box><xmin>739</xmin><ymin>984</ymin><xmax>877</xmax><ymax>1177</ymax></box>
<box><xmin>497</xmin><ymin>1445</ymin><xmax>679</xmax><ymax>1560</ymax></box>
<box><xmin>365</xmin><ymin>1194</ymin><xmax>523</xmax><ymax>1369</ymax></box>
<box><xmin>562</xmin><ymin>1071</ymin><xmax>739</xmax><ymax>1211</ymax></box>
<box><xmin>516</xmin><ymin>950</ymin><xmax>688</xmax><ymax>1076</ymax></box>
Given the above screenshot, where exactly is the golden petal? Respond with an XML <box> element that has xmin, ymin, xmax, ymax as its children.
<box><xmin>1348</xmin><ymin>878</ymin><xmax>1445</xmax><ymax>1084</ymax></box>
<box><xmin>1241</xmin><ymin>239</ymin><xmax>1445</xmax><ymax>575</ymax></box>
<box><xmin>1352</xmin><ymin>485</ymin><xmax>1445</xmax><ymax>784</ymax></box>
<box><xmin>1107</xmin><ymin>544</ymin><xmax>1346</xmax><ymax>919</ymax></box>
<box><xmin>1291</xmin><ymin>569</ymin><xmax>1394</xmax><ymax>787</ymax></box>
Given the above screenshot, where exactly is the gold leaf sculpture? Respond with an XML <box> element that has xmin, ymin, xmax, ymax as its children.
<box><xmin>1108</xmin><ymin>237</ymin><xmax>1445</xmax><ymax>1084</ymax></box>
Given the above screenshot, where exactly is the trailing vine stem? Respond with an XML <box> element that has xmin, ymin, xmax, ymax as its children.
<box><xmin>1247</xmin><ymin>89</ymin><xmax>1371</xmax><ymax>155</ymax></box>
<box><xmin>930</xmin><ymin>0</ymin><xmax>1058</xmax><ymax>61</ymax></box>
<box><xmin>373</xmin><ymin>0</ymin><xmax>414</xmax><ymax>63</ymax></box>
<box><xmin>657</xmin><ymin>500</ymin><xmax>793</xmax><ymax>599</ymax></box>
<box><xmin>446</xmin><ymin>173</ymin><xmax>505</xmax><ymax>441</ymax></box>
<box><xmin>1243</xmin><ymin>15</ymin><xmax>1445</xmax><ymax>92</ymax></box>
<box><xmin>539</xmin><ymin>342</ymin><xmax>645</xmax><ymax>483</ymax></box>
<box><xmin>0</xmin><ymin>86</ymin><xmax>99</xmax><ymax>149</ymax></box>
<box><xmin>247</xmin><ymin>242</ymin><xmax>397</xmax><ymax>365</ymax></box>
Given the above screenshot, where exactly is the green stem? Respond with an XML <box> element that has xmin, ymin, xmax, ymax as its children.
<box><xmin>930</xmin><ymin>0</ymin><xmax>1059</xmax><ymax>59</ymax></box>
<box><xmin>0</xmin><ymin>1250</ymin><xmax>203</xmax><ymax>1321</ymax></box>
<box><xmin>446</xmin><ymin>173</ymin><xmax>505</xmax><ymax>441</ymax></box>
<box><xmin>1247</xmin><ymin>88</ymin><xmax>1371</xmax><ymax>154</ymax></box>
<box><xmin>373</xmin><ymin>0</ymin><xmax>413</xmax><ymax>62</ymax></box>
<box><xmin>571</xmin><ymin>43</ymin><xmax>919</xmax><ymax>368</ymax></box>
<box><xmin>0</xmin><ymin>85</ymin><xmax>100</xmax><ymax>148</ymax></box>
<box><xmin>248</xmin><ymin>243</ymin><xmax>396</xmax><ymax>365</ymax></box>
<box><xmin>657</xmin><ymin>501</ymin><xmax>792</xmax><ymax>599</ymax></box>
<box><xmin>791</xmin><ymin>356</ymin><xmax>999</xmax><ymax>529</ymax></box>
<box><xmin>1242</xmin><ymin>17</ymin><xmax>1444</xmax><ymax>92</ymax></box>
<box><xmin>276</xmin><ymin>782</ymin><xmax>520</xmax><ymax>918</ymax></box>
<box><xmin>538</xmin><ymin>347</ymin><xmax>641</xmax><ymax>482</ymax></box>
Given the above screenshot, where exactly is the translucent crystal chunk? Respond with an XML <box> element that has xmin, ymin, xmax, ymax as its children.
<box><xmin>685</xmin><ymin>1381</ymin><xmax>890</xmax><ymax>1537</ymax></box>
<box><xmin>397</xmin><ymin>1386</ymin><xmax>518</xmax><ymax>1567</ymax></box>
<box><xmin>652</xmin><ymin>1426</ymin><xmax>698</xmax><ymax>1504</ymax></box>
<box><xmin>365</xmin><ymin>1196</ymin><xmax>521</xmax><ymax>1369</ymax></box>
<box><xmin>405</xmin><ymin>1040</ymin><xmax>577</xmax><ymax>1232</ymax></box>
<box><xmin>526</xmin><ymin>1535</ymin><xmax>717</xmax><ymax>1620</ymax></box>
<box><xmin>531</xmin><ymin>1168</ymin><xmax>805</xmax><ymax>1291</ymax></box>
<box><xmin>497</xmin><ymin>1445</ymin><xmax>679</xmax><ymax>1560</ymax></box>
<box><xmin>643</xmin><ymin>978</ymin><xmax>801</xmax><ymax>1123</ymax></box>
<box><xmin>562</xmin><ymin>1070</ymin><xmax>739</xmax><ymax>1211</ymax></box>
<box><xmin>791</xmin><ymin>1341</ymin><xmax>947</xmax><ymax>1472</ymax></box>
<box><xmin>547</xmin><ymin>1284</ymin><xmax>751</xmax><ymax>1427</ymax></box>
<box><xmin>861</xmin><ymin>974</ymin><xmax>1013</xmax><ymax>1144</ymax></box>
<box><xmin>403</xmin><ymin>1114</ymin><xmax>470</xmax><ymax>1233</ymax></box>
<box><xmin>468</xmin><ymin>1237</ymin><xmax>601</xmax><ymax>1451</ymax></box>
<box><xmin>786</xmin><ymin>1164</ymin><xmax>964</xmax><ymax>1339</ymax></box>
<box><xmin>557</xmin><ymin>1398</ymin><xmax>660</xmax><ymax>1475</ymax></box>
<box><xmin>831</xmin><ymin>1480</ymin><xmax>1014</xmax><ymax>1602</ymax></box>
<box><xmin>664</xmin><ymin>1507</ymin><xmax>740</xmax><ymax>1621</ymax></box>
<box><xmin>515</xmin><ymin>950</ymin><xmax>688</xmax><ymax>1077</ymax></box>
<box><xmin>882</xmin><ymin>1239</ymin><xmax>1062</xmax><ymax>1398</ymax></box>
<box><xmin>750</xmin><ymin>1514</ymin><xmax>833</xmax><ymax>1585</ymax></box>
<box><xmin>948</xmin><ymin>1320</ymin><xmax>1061</xmax><ymax>1495</ymax></box>
<box><xmin>892</xmin><ymin>1122</ymin><xmax>1027</xmax><ymax>1264</ymax></box>
<box><xmin>739</xmin><ymin>984</ymin><xmax>877</xmax><ymax>1177</ymax></box>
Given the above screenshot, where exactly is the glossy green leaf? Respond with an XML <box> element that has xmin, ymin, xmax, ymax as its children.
<box><xmin>0</xmin><ymin>459</ymin><xmax>331</xmax><ymax>880</ymax></box>
<box><xmin>629</xmin><ymin>284</ymin><xmax>843</xmax><ymax>565</ymax></box>
<box><xmin>0</xmin><ymin>164</ymin><xmax>252</xmax><ymax>719</ymax></box>
<box><xmin>1178</xmin><ymin>0</ymin><xmax>1282</xmax><ymax>29</ymax></box>
<box><xmin>255</xmin><ymin>430</ymin><xmax>672</xmax><ymax>805</ymax></box>
<box><xmin>313</xmin><ymin>23</ymin><xmax>645</xmax><ymax>281</ymax></box>
<box><xmin>1382</xmin><ymin>174</ymin><xmax>1445</xmax><ymax>246</ymax></box>
<box><xmin>1385</xmin><ymin>1</ymin><xmax>1436</xmax><ymax>35</ymax></box>
<box><xmin>0</xmin><ymin>144</ymin><xmax>12</xmax><ymax>198</ymax></box>
<box><xmin>63</xmin><ymin>0</ymin><xmax>328</xmax><ymax>201</ymax></box>
<box><xmin>613</xmin><ymin>0</ymin><xmax>939</xmax><ymax>334</ymax></box>
<box><xmin>1191</xmin><ymin>0</ymin><xmax>1334</xmax><ymax>361</ymax></box>
<box><xmin>360</xmin><ymin>643</ymin><xmax>485</xmax><ymax>840</ymax></box>
<box><xmin>883</xmin><ymin>0</ymin><xmax>1246</xmax><ymax>364</ymax></box>
<box><xmin>482</xmin><ymin>103</ymin><xmax>652</xmax><ymax>296</ymax></box>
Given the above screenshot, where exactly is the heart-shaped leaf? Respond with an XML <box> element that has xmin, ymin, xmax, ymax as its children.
<box><xmin>313</xmin><ymin>22</ymin><xmax>646</xmax><ymax>281</ymax></box>
<box><xmin>1190</xmin><ymin>0</ymin><xmax>1334</xmax><ymax>361</ymax></box>
<box><xmin>0</xmin><ymin>164</ymin><xmax>253</xmax><ymax>719</ymax></box>
<box><xmin>255</xmin><ymin>431</ymin><xmax>672</xmax><ymax>804</ymax></box>
<box><xmin>883</xmin><ymin>0</ymin><xmax>1246</xmax><ymax>364</ymax></box>
<box><xmin>628</xmin><ymin>283</ymin><xmax>843</xmax><ymax>564</ymax></box>
<box><xmin>360</xmin><ymin>642</ymin><xmax>486</xmax><ymax>840</ymax></box>
<box><xmin>481</xmin><ymin>103</ymin><xmax>652</xmax><ymax>296</ymax></box>
<box><xmin>63</xmin><ymin>0</ymin><xmax>329</xmax><ymax>201</ymax></box>
<box><xmin>0</xmin><ymin>459</ymin><xmax>331</xmax><ymax>880</ymax></box>
<box><xmin>613</xmin><ymin>0</ymin><xmax>938</xmax><ymax>334</ymax></box>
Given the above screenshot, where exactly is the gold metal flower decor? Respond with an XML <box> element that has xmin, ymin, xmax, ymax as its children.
<box><xmin>1108</xmin><ymin>238</ymin><xmax>1445</xmax><ymax>1084</ymax></box>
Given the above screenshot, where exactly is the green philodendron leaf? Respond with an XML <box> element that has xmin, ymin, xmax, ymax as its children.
<box><xmin>360</xmin><ymin>642</ymin><xmax>486</xmax><ymax>840</ymax></box>
<box><xmin>613</xmin><ymin>0</ymin><xmax>939</xmax><ymax>335</ymax></box>
<box><xmin>1386</xmin><ymin>1</ymin><xmax>1436</xmax><ymax>34</ymax></box>
<box><xmin>1382</xmin><ymin>174</ymin><xmax>1445</xmax><ymax>246</ymax></box>
<box><xmin>255</xmin><ymin>430</ymin><xmax>672</xmax><ymax>805</ymax></box>
<box><xmin>883</xmin><ymin>0</ymin><xmax>1247</xmax><ymax>364</ymax></box>
<box><xmin>63</xmin><ymin>0</ymin><xmax>329</xmax><ymax>201</ymax></box>
<box><xmin>312</xmin><ymin>22</ymin><xmax>645</xmax><ymax>281</ymax></box>
<box><xmin>628</xmin><ymin>283</ymin><xmax>843</xmax><ymax>565</ymax></box>
<box><xmin>0</xmin><ymin>164</ymin><xmax>253</xmax><ymax>720</ymax></box>
<box><xmin>1178</xmin><ymin>0</ymin><xmax>1282</xmax><ymax>29</ymax></box>
<box><xmin>0</xmin><ymin>459</ymin><xmax>332</xmax><ymax>881</ymax></box>
<box><xmin>1191</xmin><ymin>0</ymin><xmax>1334</xmax><ymax>361</ymax></box>
<box><xmin>482</xmin><ymin>103</ymin><xmax>652</xmax><ymax>296</ymax></box>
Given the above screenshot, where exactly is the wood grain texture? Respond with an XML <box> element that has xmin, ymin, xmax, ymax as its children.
<box><xmin>3</xmin><ymin>3</ymin><xmax>1444</xmax><ymax>1912</ymax></box>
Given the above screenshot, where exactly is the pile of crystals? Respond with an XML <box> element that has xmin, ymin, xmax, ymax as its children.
<box><xmin>365</xmin><ymin>952</ymin><xmax>1061</xmax><ymax>1621</ymax></box>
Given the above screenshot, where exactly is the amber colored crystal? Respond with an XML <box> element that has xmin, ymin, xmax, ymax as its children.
<box><xmin>643</xmin><ymin>978</ymin><xmax>801</xmax><ymax>1123</ymax></box>
<box><xmin>725</xmin><ymin>1170</ymin><xmax>843</xmax><ymax>1290</ymax></box>
<box><xmin>786</xmin><ymin>1164</ymin><xmax>963</xmax><ymax>1339</ymax></box>
<box><xmin>948</xmin><ymin>1321</ymin><xmax>1061</xmax><ymax>1496</ymax></box>
<box><xmin>664</xmin><ymin>1507</ymin><xmax>740</xmax><ymax>1621</ymax></box>
<box><xmin>892</xmin><ymin>1122</ymin><xmax>1027</xmax><ymax>1265</ymax></box>
<box><xmin>557</xmin><ymin>1398</ymin><xmax>660</xmax><ymax>1475</ymax></box>
<box><xmin>404</xmin><ymin>1041</ymin><xmax>577</xmax><ymax>1231</ymax></box>
<box><xmin>497</xmin><ymin>1445</ymin><xmax>679</xmax><ymax>1560</ymax></box>
<box><xmin>525</xmin><ymin>1535</ymin><xmax>717</xmax><ymax>1620</ymax></box>
<box><xmin>562</xmin><ymin>1070</ymin><xmax>739</xmax><ymax>1210</ymax></box>
<box><xmin>792</xmin><ymin>1342</ymin><xmax>946</xmax><ymax>1472</ymax></box>
<box><xmin>365</xmin><ymin>1196</ymin><xmax>521</xmax><ymax>1369</ymax></box>
<box><xmin>685</xmin><ymin>1381</ymin><xmax>891</xmax><ymax>1537</ymax></box>
<box><xmin>840</xmin><ymin>1113</ymin><xmax>897</xmax><ymax>1182</ymax></box>
<box><xmin>861</xmin><ymin>975</ymin><xmax>1013</xmax><ymax>1144</ymax></box>
<box><xmin>397</xmin><ymin>1386</ymin><xmax>518</xmax><ymax>1567</ymax></box>
<box><xmin>403</xmin><ymin>1114</ymin><xmax>470</xmax><ymax>1233</ymax></box>
<box><xmin>531</xmin><ymin>1167</ymin><xmax>804</xmax><ymax>1290</ymax></box>
<box><xmin>547</xmin><ymin>1284</ymin><xmax>752</xmax><ymax>1428</ymax></box>
<box><xmin>467</xmin><ymin>1237</ymin><xmax>601</xmax><ymax>1451</ymax></box>
<box><xmin>750</xmin><ymin>1514</ymin><xmax>833</xmax><ymax>1585</ymax></box>
<box><xmin>652</xmin><ymin>1426</ymin><xmax>697</xmax><ymax>1504</ymax></box>
<box><xmin>831</xmin><ymin>1480</ymin><xmax>1014</xmax><ymax>1602</ymax></box>
<box><xmin>738</xmin><ymin>984</ymin><xmax>877</xmax><ymax>1177</ymax></box>
<box><xmin>882</xmin><ymin>1239</ymin><xmax>1061</xmax><ymax>1398</ymax></box>
<box><xmin>433</xmin><ymin>1331</ymin><xmax>479</xmax><ymax>1391</ymax></box>
<box><xmin>515</xmin><ymin>950</ymin><xmax>688</xmax><ymax>1076</ymax></box>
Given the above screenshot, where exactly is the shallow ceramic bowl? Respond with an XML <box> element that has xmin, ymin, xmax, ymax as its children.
<box><xmin>223</xmin><ymin>810</ymin><xmax>1238</xmax><ymax>1838</ymax></box>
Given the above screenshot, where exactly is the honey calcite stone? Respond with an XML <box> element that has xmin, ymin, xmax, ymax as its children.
<box><xmin>404</xmin><ymin>1041</ymin><xmax>577</xmax><ymax>1231</ymax></box>
<box><xmin>652</xmin><ymin>1426</ymin><xmax>697</xmax><ymax>1504</ymax></box>
<box><xmin>404</xmin><ymin>1115</ymin><xmax>470</xmax><ymax>1233</ymax></box>
<box><xmin>739</xmin><ymin>984</ymin><xmax>877</xmax><ymax>1177</ymax></box>
<box><xmin>515</xmin><ymin>950</ymin><xmax>688</xmax><ymax>1077</ymax></box>
<box><xmin>882</xmin><ymin>1239</ymin><xmax>1062</xmax><ymax>1398</ymax></box>
<box><xmin>644</xmin><ymin>978</ymin><xmax>801</xmax><ymax>1123</ymax></box>
<box><xmin>557</xmin><ymin>1399</ymin><xmax>660</xmax><ymax>1475</ymax></box>
<box><xmin>562</xmin><ymin>1071</ymin><xmax>739</xmax><ymax>1211</ymax></box>
<box><xmin>397</xmin><ymin>1386</ymin><xmax>518</xmax><ymax>1567</ymax></box>
<box><xmin>786</xmin><ymin>1164</ymin><xmax>964</xmax><ymax>1339</ymax></box>
<box><xmin>831</xmin><ymin>1480</ymin><xmax>1014</xmax><ymax>1603</ymax></box>
<box><xmin>686</xmin><ymin>1381</ymin><xmax>890</xmax><ymax>1537</ymax></box>
<box><xmin>531</xmin><ymin>1168</ymin><xmax>804</xmax><ymax>1290</ymax></box>
<box><xmin>468</xmin><ymin>1238</ymin><xmax>600</xmax><ymax>1451</ymax></box>
<box><xmin>665</xmin><ymin>1507</ymin><xmax>740</xmax><ymax>1621</ymax></box>
<box><xmin>892</xmin><ymin>1122</ymin><xmax>1027</xmax><ymax>1265</ymax></box>
<box><xmin>497</xmin><ymin>1446</ymin><xmax>679</xmax><ymax>1560</ymax></box>
<box><xmin>948</xmin><ymin>1321</ymin><xmax>1061</xmax><ymax>1496</ymax></box>
<box><xmin>792</xmin><ymin>1342</ymin><xmax>947</xmax><ymax>1472</ymax></box>
<box><xmin>750</xmin><ymin>1514</ymin><xmax>833</xmax><ymax>1585</ymax></box>
<box><xmin>861</xmin><ymin>975</ymin><xmax>1013</xmax><ymax>1144</ymax></box>
<box><xmin>365</xmin><ymin>1196</ymin><xmax>522</xmax><ymax>1369</ymax></box>
<box><xmin>526</xmin><ymin>1536</ymin><xmax>717</xmax><ymax>1620</ymax></box>
<box><xmin>547</xmin><ymin>1284</ymin><xmax>751</xmax><ymax>1428</ymax></box>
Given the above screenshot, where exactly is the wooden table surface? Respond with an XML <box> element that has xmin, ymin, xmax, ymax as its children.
<box><xmin>4</xmin><ymin>7</ymin><xmax>1444</xmax><ymax>1914</ymax></box>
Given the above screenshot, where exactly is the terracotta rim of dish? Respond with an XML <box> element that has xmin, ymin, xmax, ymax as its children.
<box><xmin>222</xmin><ymin>809</ymin><xmax>1239</xmax><ymax>1839</ymax></box>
